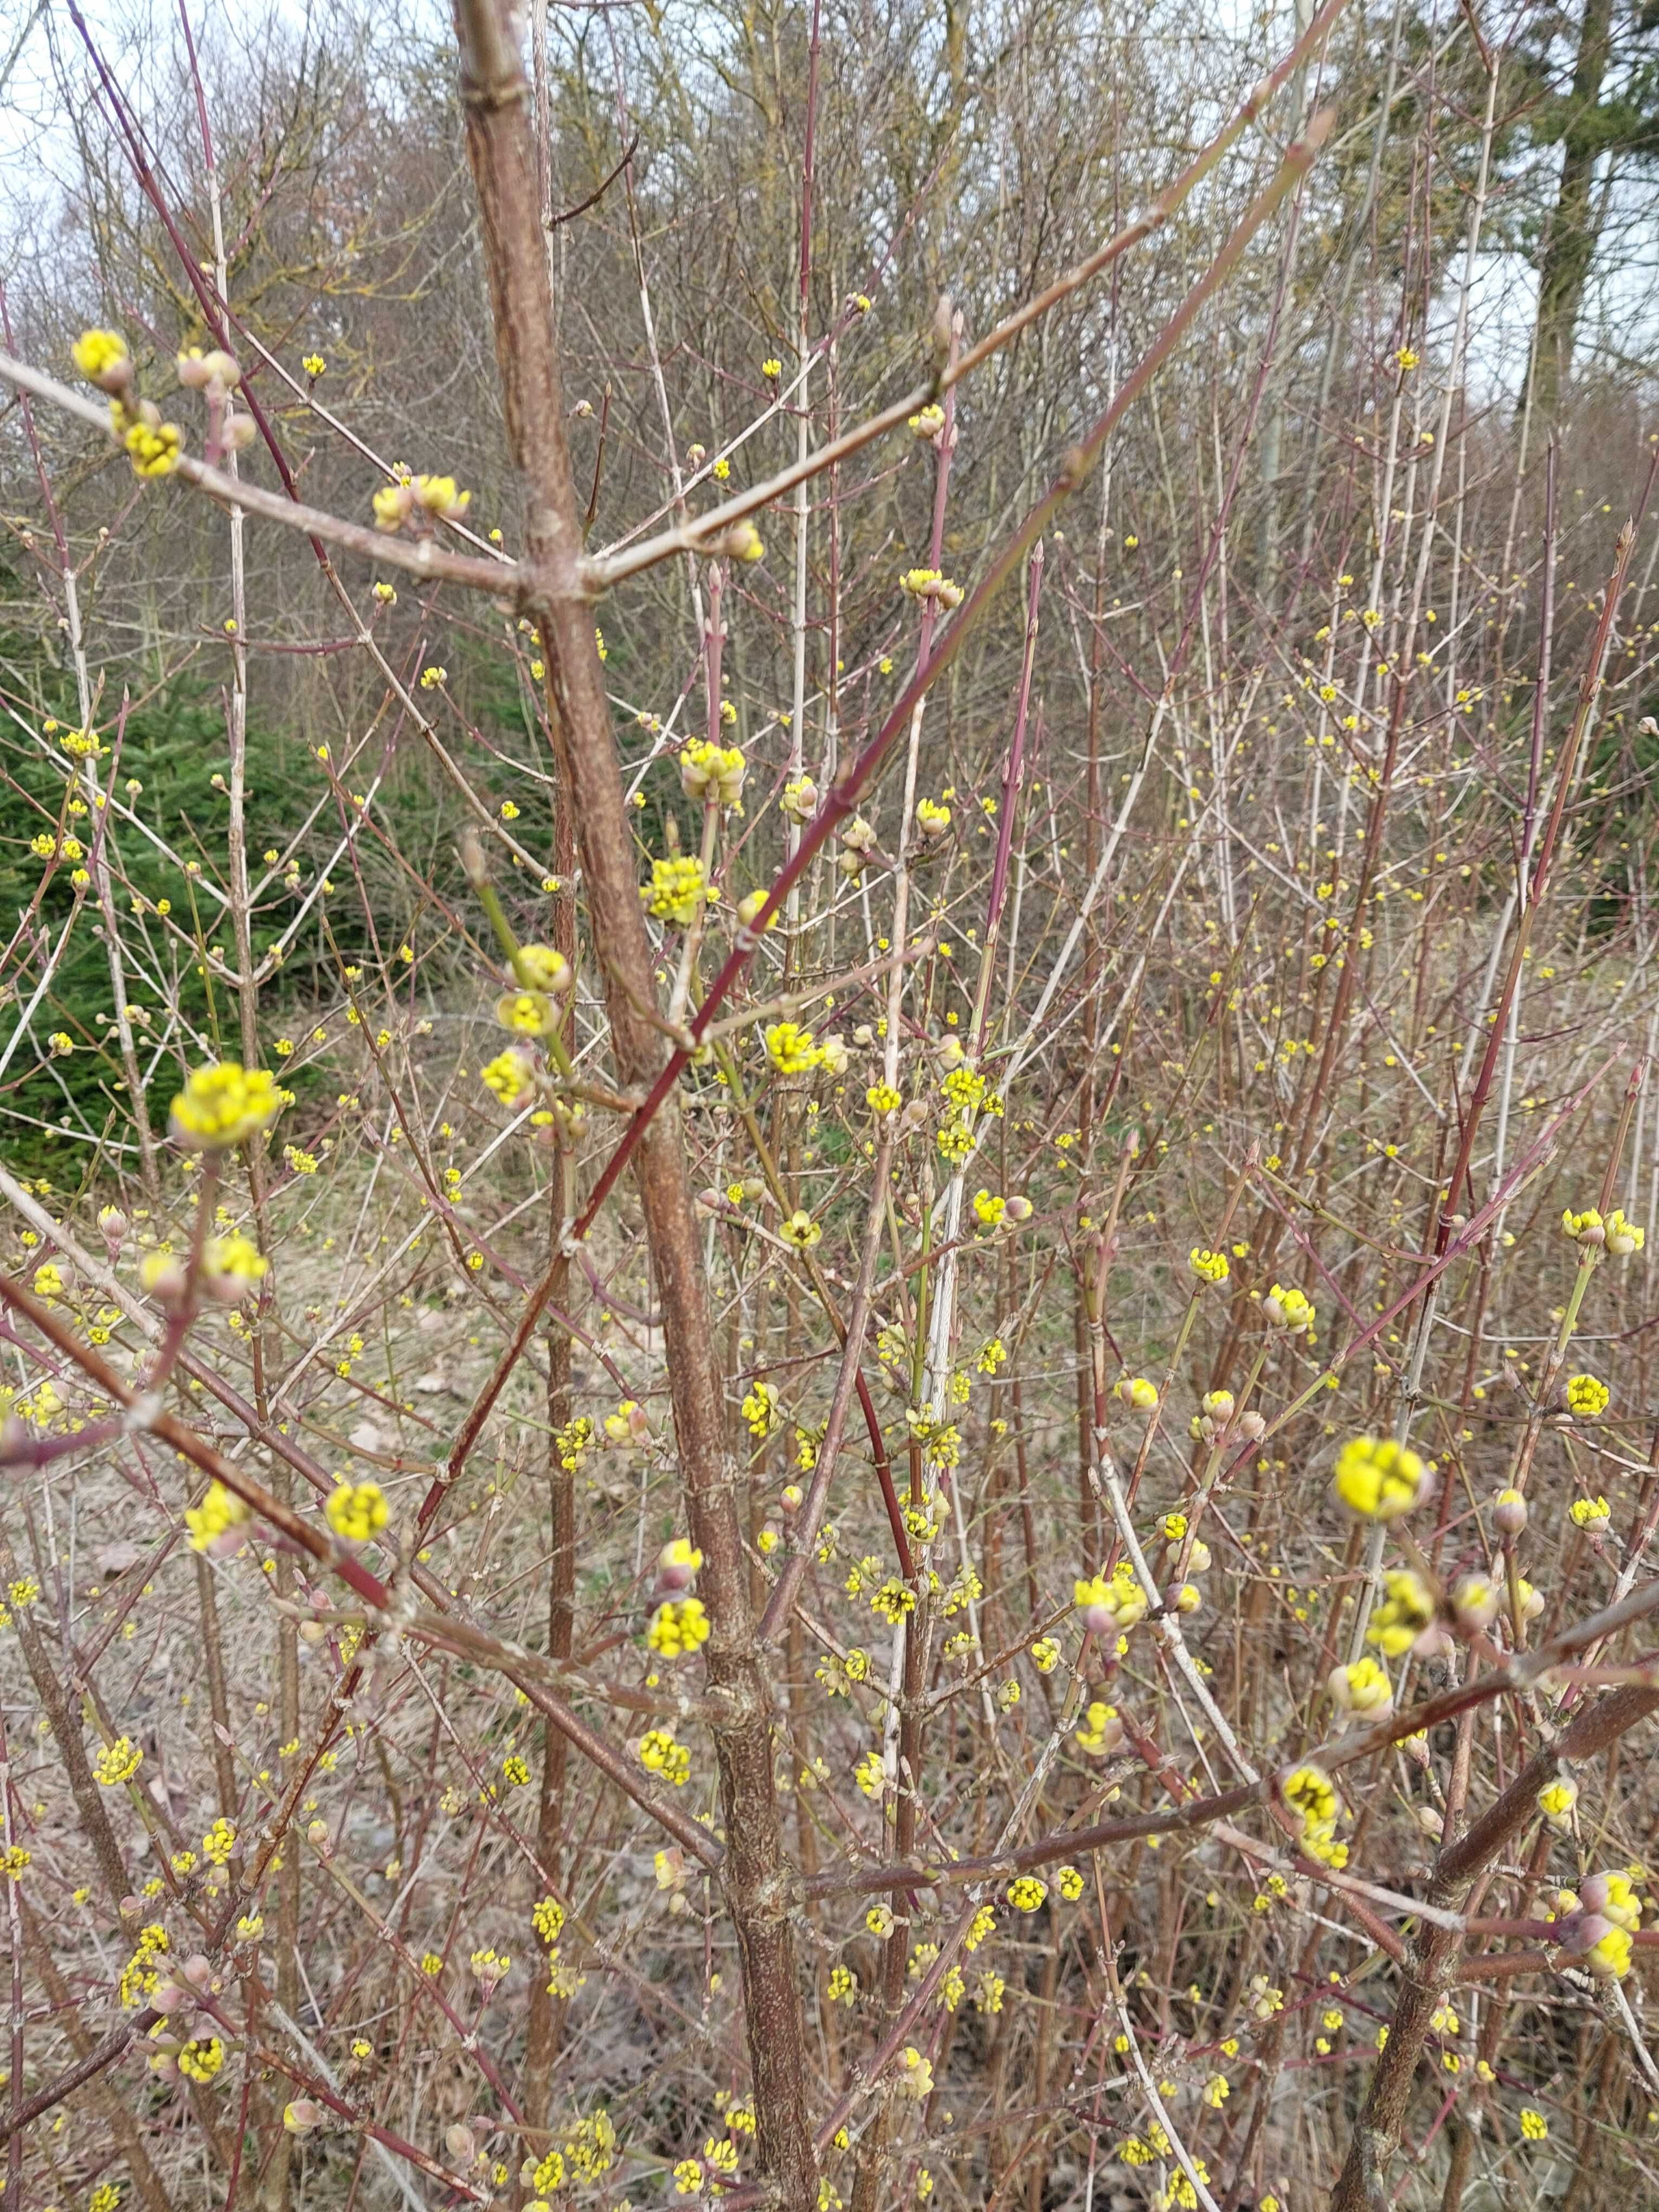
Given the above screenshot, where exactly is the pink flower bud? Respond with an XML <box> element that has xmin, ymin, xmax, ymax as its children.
<box><xmin>1553</xmin><ymin>1909</ymin><xmax>1613</xmax><ymax>1960</ymax></box>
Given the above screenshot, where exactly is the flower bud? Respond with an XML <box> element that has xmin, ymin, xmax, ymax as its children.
<box><xmin>1416</xmin><ymin>1804</ymin><xmax>1444</xmax><ymax>1839</ymax></box>
<box><xmin>657</xmin><ymin>1537</ymin><xmax>703</xmax><ymax>1591</ymax></box>
<box><xmin>1201</xmin><ymin>1390</ymin><xmax>1234</xmax><ymax>1422</ymax></box>
<box><xmin>1578</xmin><ymin>1872</ymin><xmax>1642</xmax><ymax>1927</ymax></box>
<box><xmin>1553</xmin><ymin>1909</ymin><xmax>1614</xmax><ymax>1960</ymax></box>
<box><xmin>1003</xmin><ymin>1195</ymin><xmax>1033</xmax><ymax>1223</ymax></box>
<box><xmin>1451</xmin><ymin>1573</ymin><xmax>1499</xmax><ymax>1630</ymax></box>
<box><xmin>517</xmin><ymin>944</ymin><xmax>573</xmax><ymax>995</ymax></box>
<box><xmin>284</xmin><ymin>2100</ymin><xmax>323</xmax><ymax>2136</ymax></box>
<box><xmin>1327</xmin><ymin>1657</ymin><xmax>1392</xmax><ymax>1717</ymax></box>
<box><xmin>1165</xmin><ymin>1581</ymin><xmax>1201</xmax><ymax>1615</ymax></box>
<box><xmin>1493</xmin><ymin>1487</ymin><xmax>1527</xmax><ymax>1536</ymax></box>
<box><xmin>1236</xmin><ymin>1410</ymin><xmax>1267</xmax><ymax>1442</ymax></box>
<box><xmin>182</xmin><ymin>1953</ymin><xmax>214</xmax><ymax>1988</ymax></box>
<box><xmin>140</xmin><ymin>1251</ymin><xmax>189</xmax><ymax>1307</ymax></box>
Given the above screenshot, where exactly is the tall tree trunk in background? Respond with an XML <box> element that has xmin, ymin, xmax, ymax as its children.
<box><xmin>1256</xmin><ymin>0</ymin><xmax>1315</xmax><ymax>606</ymax></box>
<box><xmin>1525</xmin><ymin>0</ymin><xmax>1614</xmax><ymax>422</ymax></box>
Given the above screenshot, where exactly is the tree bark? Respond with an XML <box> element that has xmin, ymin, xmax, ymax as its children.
<box><xmin>449</xmin><ymin>7</ymin><xmax>816</xmax><ymax>2203</ymax></box>
<box><xmin>1525</xmin><ymin>0</ymin><xmax>1614</xmax><ymax>422</ymax></box>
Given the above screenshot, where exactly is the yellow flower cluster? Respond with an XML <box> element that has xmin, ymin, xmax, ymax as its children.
<box><xmin>1562</xmin><ymin>1205</ymin><xmax>1643</xmax><ymax>1254</ymax></box>
<box><xmin>1566</xmin><ymin>1372</ymin><xmax>1609</xmax><ymax>1418</ymax></box>
<box><xmin>1188</xmin><ymin>1246</ymin><xmax>1230</xmax><ymax>1284</ymax></box>
<box><xmin>638</xmin><ymin>1729</ymin><xmax>691</xmax><ymax>1786</ymax></box>
<box><xmin>1328</xmin><ymin>1656</ymin><xmax>1392</xmax><ymax>1714</ymax></box>
<box><xmin>1005</xmin><ymin>1876</ymin><xmax>1047</xmax><ymax>1912</ymax></box>
<box><xmin>553</xmin><ymin>1418</ymin><xmax>594</xmax><ymax>1473</ymax></box>
<box><xmin>647</xmin><ymin>1598</ymin><xmax>711</xmax><ymax>1657</ymax></box>
<box><xmin>680</xmin><ymin>740</ymin><xmax>747</xmax><ymax>807</ymax></box>
<box><xmin>178</xmin><ymin>2035</ymin><xmax>225</xmax><ymax>2082</ymax></box>
<box><xmin>204</xmin><ymin>1233</ymin><xmax>267</xmax><ymax>1288</ymax></box>
<box><xmin>899</xmin><ymin>568</ymin><xmax>963</xmax><ymax>609</ymax></box>
<box><xmin>1538</xmin><ymin>1778</ymin><xmax>1578</xmax><ymax>1831</ymax></box>
<box><xmin>742</xmin><ymin>1381</ymin><xmax>778</xmax><ymax>1437</ymax></box>
<box><xmin>169</xmin><ymin>1060</ymin><xmax>282</xmax><ymax>1149</ymax></box>
<box><xmin>1074</xmin><ymin>1563</ymin><xmax>1148</xmax><ymax>1633</ymax></box>
<box><xmin>119</xmin><ymin>1922</ymin><xmax>169</xmax><ymax>2008</ymax></box>
<box><xmin>185</xmin><ymin>1480</ymin><xmax>253</xmax><ymax>1554</ymax></box>
<box><xmin>325</xmin><ymin>1481</ymin><xmax>389</xmax><ymax>1542</ymax></box>
<box><xmin>897</xmin><ymin>2046</ymin><xmax>934</xmax><ymax>2098</ymax></box>
<box><xmin>1283</xmin><ymin>1763</ymin><xmax>1347</xmax><ymax>1866</ymax></box>
<box><xmin>1367</xmin><ymin>1568</ymin><xmax>1435</xmax><ymax>1656</ymax></box>
<box><xmin>73</xmin><ymin>328</ymin><xmax>130</xmax><ymax>383</ymax></box>
<box><xmin>765</xmin><ymin>1021</ymin><xmax>822</xmax><ymax>1075</ymax></box>
<box><xmin>1115</xmin><ymin>1375</ymin><xmax>1159</xmax><ymax>1410</ymax></box>
<box><xmin>641</xmin><ymin>855</ymin><xmax>710</xmax><ymax>927</ymax></box>
<box><xmin>372</xmin><ymin>472</ymin><xmax>471</xmax><ymax>530</ymax></box>
<box><xmin>126</xmin><ymin>420</ymin><xmax>182</xmax><ymax>477</ymax></box>
<box><xmin>482</xmin><ymin>1049</ymin><xmax>532</xmax><ymax>1104</ymax></box>
<box><xmin>95</xmin><ymin>1736</ymin><xmax>143</xmax><ymax>1786</ymax></box>
<box><xmin>869</xmin><ymin>1577</ymin><xmax>915</xmax><ymax>1624</ymax></box>
<box><xmin>533</xmin><ymin>1896</ymin><xmax>566</xmax><ymax>1945</ymax></box>
<box><xmin>1333</xmin><ymin>1435</ymin><xmax>1429</xmax><ymax>1522</ymax></box>
<box><xmin>1264</xmin><ymin>1281</ymin><xmax>1315</xmax><ymax>1334</ymax></box>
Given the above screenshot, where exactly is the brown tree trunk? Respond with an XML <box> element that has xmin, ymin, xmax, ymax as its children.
<box><xmin>450</xmin><ymin>7</ymin><xmax>816</xmax><ymax>2203</ymax></box>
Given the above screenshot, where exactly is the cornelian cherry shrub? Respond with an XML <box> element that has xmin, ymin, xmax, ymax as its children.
<box><xmin>2</xmin><ymin>0</ymin><xmax>1659</xmax><ymax>2208</ymax></box>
